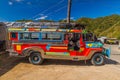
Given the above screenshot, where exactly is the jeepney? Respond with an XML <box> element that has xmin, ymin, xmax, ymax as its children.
<box><xmin>6</xmin><ymin>25</ymin><xmax>111</xmax><ymax>66</ymax></box>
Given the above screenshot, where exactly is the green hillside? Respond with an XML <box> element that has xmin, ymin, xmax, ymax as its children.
<box><xmin>76</xmin><ymin>14</ymin><xmax>120</xmax><ymax>39</ymax></box>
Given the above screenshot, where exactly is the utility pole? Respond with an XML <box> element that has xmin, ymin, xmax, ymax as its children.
<box><xmin>67</xmin><ymin>0</ymin><xmax>72</xmax><ymax>24</ymax></box>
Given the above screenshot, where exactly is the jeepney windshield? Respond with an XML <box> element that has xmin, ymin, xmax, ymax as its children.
<box><xmin>82</xmin><ymin>33</ymin><xmax>97</xmax><ymax>42</ymax></box>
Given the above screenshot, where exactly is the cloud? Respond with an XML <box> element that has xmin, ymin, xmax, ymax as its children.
<box><xmin>35</xmin><ymin>15</ymin><xmax>48</xmax><ymax>20</ymax></box>
<box><xmin>15</xmin><ymin>0</ymin><xmax>23</xmax><ymax>2</ymax></box>
<box><xmin>8</xmin><ymin>0</ymin><xmax>24</xmax><ymax>5</ymax></box>
<box><xmin>8</xmin><ymin>1</ymin><xmax>13</xmax><ymax>5</ymax></box>
<box><xmin>70</xmin><ymin>17</ymin><xmax>75</xmax><ymax>20</ymax></box>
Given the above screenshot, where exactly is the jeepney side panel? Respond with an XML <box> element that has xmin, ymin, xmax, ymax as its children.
<box><xmin>13</xmin><ymin>43</ymin><xmax>47</xmax><ymax>54</ymax></box>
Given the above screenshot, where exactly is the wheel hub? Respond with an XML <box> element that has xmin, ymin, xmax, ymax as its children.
<box><xmin>33</xmin><ymin>56</ymin><xmax>39</xmax><ymax>61</ymax></box>
<box><xmin>95</xmin><ymin>56</ymin><xmax>102</xmax><ymax>63</ymax></box>
<box><xmin>96</xmin><ymin>57</ymin><xmax>101</xmax><ymax>62</ymax></box>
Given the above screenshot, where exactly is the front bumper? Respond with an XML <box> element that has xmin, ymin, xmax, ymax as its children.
<box><xmin>102</xmin><ymin>47</ymin><xmax>111</xmax><ymax>58</ymax></box>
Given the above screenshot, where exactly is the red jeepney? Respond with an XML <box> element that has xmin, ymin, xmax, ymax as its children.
<box><xmin>7</xmin><ymin>27</ymin><xmax>111</xmax><ymax>65</ymax></box>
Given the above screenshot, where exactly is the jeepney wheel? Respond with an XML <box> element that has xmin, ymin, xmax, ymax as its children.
<box><xmin>91</xmin><ymin>53</ymin><xmax>104</xmax><ymax>66</ymax></box>
<box><xmin>29</xmin><ymin>52</ymin><xmax>43</xmax><ymax>65</ymax></box>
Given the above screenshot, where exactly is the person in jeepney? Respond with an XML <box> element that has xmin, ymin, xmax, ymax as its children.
<box><xmin>73</xmin><ymin>33</ymin><xmax>80</xmax><ymax>51</ymax></box>
<box><xmin>68</xmin><ymin>33</ymin><xmax>74</xmax><ymax>50</ymax></box>
<box><xmin>68</xmin><ymin>33</ymin><xmax>80</xmax><ymax>51</ymax></box>
<box><xmin>88</xmin><ymin>31</ymin><xmax>93</xmax><ymax>41</ymax></box>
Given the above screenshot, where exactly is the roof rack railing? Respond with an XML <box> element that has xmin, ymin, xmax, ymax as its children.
<box><xmin>7</xmin><ymin>22</ymin><xmax>86</xmax><ymax>30</ymax></box>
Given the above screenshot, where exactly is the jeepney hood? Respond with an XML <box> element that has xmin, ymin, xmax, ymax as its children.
<box><xmin>85</xmin><ymin>42</ymin><xmax>103</xmax><ymax>48</ymax></box>
<box><xmin>86</xmin><ymin>42</ymin><xmax>111</xmax><ymax>58</ymax></box>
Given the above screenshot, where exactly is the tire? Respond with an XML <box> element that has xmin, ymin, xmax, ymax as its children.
<box><xmin>29</xmin><ymin>52</ymin><xmax>43</xmax><ymax>65</ymax></box>
<box><xmin>91</xmin><ymin>53</ymin><xmax>104</xmax><ymax>66</ymax></box>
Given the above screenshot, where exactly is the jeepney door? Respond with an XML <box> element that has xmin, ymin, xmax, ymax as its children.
<box><xmin>67</xmin><ymin>33</ymin><xmax>82</xmax><ymax>50</ymax></box>
<box><xmin>67</xmin><ymin>32</ymin><xmax>86</xmax><ymax>56</ymax></box>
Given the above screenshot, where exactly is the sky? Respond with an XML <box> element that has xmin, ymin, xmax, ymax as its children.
<box><xmin>0</xmin><ymin>0</ymin><xmax>120</xmax><ymax>22</ymax></box>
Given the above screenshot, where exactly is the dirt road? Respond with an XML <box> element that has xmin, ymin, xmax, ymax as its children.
<box><xmin>0</xmin><ymin>45</ymin><xmax>120</xmax><ymax>80</ymax></box>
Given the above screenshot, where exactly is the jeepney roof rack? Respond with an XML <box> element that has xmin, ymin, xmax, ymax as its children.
<box><xmin>7</xmin><ymin>22</ymin><xmax>86</xmax><ymax>30</ymax></box>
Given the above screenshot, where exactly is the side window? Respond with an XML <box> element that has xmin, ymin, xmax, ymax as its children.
<box><xmin>42</xmin><ymin>33</ymin><xmax>47</xmax><ymax>40</ymax></box>
<box><xmin>11</xmin><ymin>32</ymin><xmax>17</xmax><ymax>38</ymax></box>
<box><xmin>31</xmin><ymin>33</ymin><xmax>39</xmax><ymax>40</ymax></box>
<box><xmin>20</xmin><ymin>33</ymin><xmax>29</xmax><ymax>40</ymax></box>
<box><xmin>41</xmin><ymin>32</ymin><xmax>62</xmax><ymax>41</ymax></box>
<box><xmin>24</xmin><ymin>33</ymin><xmax>30</xmax><ymax>39</ymax></box>
<box><xmin>19</xmin><ymin>33</ymin><xmax>39</xmax><ymax>40</ymax></box>
<box><xmin>48</xmin><ymin>33</ymin><xmax>61</xmax><ymax>40</ymax></box>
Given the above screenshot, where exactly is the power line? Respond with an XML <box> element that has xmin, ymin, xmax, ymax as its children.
<box><xmin>46</xmin><ymin>5</ymin><xmax>67</xmax><ymax>16</ymax></box>
<box><xmin>55</xmin><ymin>5</ymin><xmax>67</xmax><ymax>12</ymax></box>
<box><xmin>32</xmin><ymin>0</ymin><xmax>65</xmax><ymax>19</ymax></box>
<box><xmin>35</xmin><ymin>5</ymin><xmax>67</xmax><ymax>20</ymax></box>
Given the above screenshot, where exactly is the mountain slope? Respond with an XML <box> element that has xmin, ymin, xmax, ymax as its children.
<box><xmin>100</xmin><ymin>21</ymin><xmax>120</xmax><ymax>39</ymax></box>
<box><xmin>76</xmin><ymin>14</ymin><xmax>120</xmax><ymax>39</ymax></box>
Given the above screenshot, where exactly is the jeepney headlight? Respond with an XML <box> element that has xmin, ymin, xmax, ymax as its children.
<box><xmin>16</xmin><ymin>45</ymin><xmax>21</xmax><ymax>51</ymax></box>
